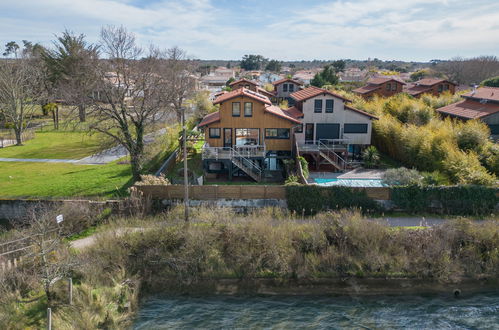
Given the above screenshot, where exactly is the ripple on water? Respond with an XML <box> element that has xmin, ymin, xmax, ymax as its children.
<box><xmin>134</xmin><ymin>293</ymin><xmax>499</xmax><ymax>329</ymax></box>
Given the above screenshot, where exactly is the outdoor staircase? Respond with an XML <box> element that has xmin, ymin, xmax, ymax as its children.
<box><xmin>318</xmin><ymin>141</ymin><xmax>347</xmax><ymax>171</ymax></box>
<box><xmin>231</xmin><ymin>156</ymin><xmax>262</xmax><ymax>182</ymax></box>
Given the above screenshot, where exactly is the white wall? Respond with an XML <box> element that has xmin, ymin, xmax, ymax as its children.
<box><xmin>275</xmin><ymin>82</ymin><xmax>301</xmax><ymax>98</ymax></box>
<box><xmin>294</xmin><ymin>94</ymin><xmax>373</xmax><ymax>145</ymax></box>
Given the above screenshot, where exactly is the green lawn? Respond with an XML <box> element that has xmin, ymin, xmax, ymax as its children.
<box><xmin>0</xmin><ymin>130</ymin><xmax>102</xmax><ymax>159</ymax></box>
<box><xmin>0</xmin><ymin>161</ymin><xmax>132</xmax><ymax>198</ymax></box>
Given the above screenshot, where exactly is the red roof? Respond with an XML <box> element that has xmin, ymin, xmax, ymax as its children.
<box><xmin>367</xmin><ymin>77</ymin><xmax>406</xmax><ymax>85</ymax></box>
<box><xmin>436</xmin><ymin>99</ymin><xmax>499</xmax><ymax>119</ymax></box>
<box><xmin>198</xmin><ymin>111</ymin><xmax>220</xmax><ymax>127</ymax></box>
<box><xmin>290</xmin><ymin>86</ymin><xmax>351</xmax><ymax>102</ymax></box>
<box><xmin>229</xmin><ymin>78</ymin><xmax>258</xmax><ymax>87</ymax></box>
<box><xmin>344</xmin><ymin>105</ymin><xmax>378</xmax><ymax>119</ymax></box>
<box><xmin>462</xmin><ymin>86</ymin><xmax>499</xmax><ymax>102</ymax></box>
<box><xmin>257</xmin><ymin>87</ymin><xmax>275</xmax><ymax>97</ymax></box>
<box><xmin>213</xmin><ymin>88</ymin><xmax>272</xmax><ymax>105</ymax></box>
<box><xmin>264</xmin><ymin>105</ymin><xmax>302</xmax><ymax>124</ymax></box>
<box><xmin>285</xmin><ymin>106</ymin><xmax>304</xmax><ymax>118</ymax></box>
<box><xmin>416</xmin><ymin>78</ymin><xmax>456</xmax><ymax>86</ymax></box>
<box><xmin>352</xmin><ymin>84</ymin><xmax>381</xmax><ymax>94</ymax></box>
<box><xmin>405</xmin><ymin>84</ymin><xmax>432</xmax><ymax>96</ymax></box>
<box><xmin>272</xmin><ymin>78</ymin><xmax>304</xmax><ymax>86</ymax></box>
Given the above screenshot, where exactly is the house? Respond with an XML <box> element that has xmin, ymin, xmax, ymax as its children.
<box><xmin>198</xmin><ymin>88</ymin><xmax>301</xmax><ymax>181</ymax></box>
<box><xmin>272</xmin><ymin>78</ymin><xmax>304</xmax><ymax>105</ymax></box>
<box><xmin>229</xmin><ymin>78</ymin><xmax>274</xmax><ymax>98</ymax></box>
<box><xmin>436</xmin><ymin>86</ymin><xmax>499</xmax><ymax>138</ymax></box>
<box><xmin>290</xmin><ymin>86</ymin><xmax>378</xmax><ymax>169</ymax></box>
<box><xmin>353</xmin><ymin>77</ymin><xmax>406</xmax><ymax>99</ymax></box>
<box><xmin>293</xmin><ymin>70</ymin><xmax>318</xmax><ymax>85</ymax></box>
<box><xmin>405</xmin><ymin>78</ymin><xmax>456</xmax><ymax>97</ymax></box>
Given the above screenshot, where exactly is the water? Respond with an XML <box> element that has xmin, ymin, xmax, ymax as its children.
<box><xmin>134</xmin><ymin>293</ymin><xmax>499</xmax><ymax>329</ymax></box>
<box><xmin>314</xmin><ymin>178</ymin><xmax>386</xmax><ymax>187</ymax></box>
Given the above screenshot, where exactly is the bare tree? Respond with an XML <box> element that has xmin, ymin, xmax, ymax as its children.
<box><xmin>89</xmin><ymin>26</ymin><xmax>170</xmax><ymax>181</ymax></box>
<box><xmin>436</xmin><ymin>56</ymin><xmax>499</xmax><ymax>85</ymax></box>
<box><xmin>0</xmin><ymin>53</ymin><xmax>44</xmax><ymax>145</ymax></box>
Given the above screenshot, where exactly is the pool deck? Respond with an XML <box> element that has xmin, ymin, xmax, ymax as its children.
<box><xmin>309</xmin><ymin>168</ymin><xmax>386</xmax><ymax>180</ymax></box>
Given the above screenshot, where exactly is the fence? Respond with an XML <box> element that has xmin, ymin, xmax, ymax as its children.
<box><xmin>0</xmin><ymin>128</ymin><xmax>35</xmax><ymax>148</ymax></box>
<box><xmin>133</xmin><ymin>184</ymin><xmax>391</xmax><ymax>201</ymax></box>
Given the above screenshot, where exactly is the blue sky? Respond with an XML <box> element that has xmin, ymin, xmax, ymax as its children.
<box><xmin>1</xmin><ymin>0</ymin><xmax>498</xmax><ymax>61</ymax></box>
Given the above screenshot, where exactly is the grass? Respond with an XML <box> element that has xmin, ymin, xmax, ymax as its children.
<box><xmin>0</xmin><ymin>129</ymin><xmax>102</xmax><ymax>160</ymax></box>
<box><xmin>0</xmin><ymin>161</ymin><xmax>132</xmax><ymax>198</ymax></box>
<box><xmin>167</xmin><ymin>138</ymin><xmax>204</xmax><ymax>182</ymax></box>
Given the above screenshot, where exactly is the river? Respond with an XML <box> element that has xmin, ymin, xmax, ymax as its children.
<box><xmin>134</xmin><ymin>292</ymin><xmax>499</xmax><ymax>329</ymax></box>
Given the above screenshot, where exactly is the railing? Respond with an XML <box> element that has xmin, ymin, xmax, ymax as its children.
<box><xmin>231</xmin><ymin>148</ymin><xmax>262</xmax><ymax>180</ymax></box>
<box><xmin>202</xmin><ymin>143</ymin><xmax>266</xmax><ymax>160</ymax></box>
<box><xmin>318</xmin><ymin>141</ymin><xmax>347</xmax><ymax>171</ymax></box>
<box><xmin>299</xmin><ymin>139</ymin><xmax>350</xmax><ymax>150</ymax></box>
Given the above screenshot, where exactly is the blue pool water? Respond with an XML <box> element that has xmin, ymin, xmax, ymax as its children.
<box><xmin>134</xmin><ymin>293</ymin><xmax>499</xmax><ymax>329</ymax></box>
<box><xmin>314</xmin><ymin>178</ymin><xmax>386</xmax><ymax>187</ymax></box>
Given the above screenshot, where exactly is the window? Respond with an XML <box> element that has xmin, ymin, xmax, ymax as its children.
<box><xmin>314</xmin><ymin>99</ymin><xmax>322</xmax><ymax>113</ymax></box>
<box><xmin>289</xmin><ymin>84</ymin><xmax>294</xmax><ymax>92</ymax></box>
<box><xmin>283</xmin><ymin>84</ymin><xmax>288</xmax><ymax>92</ymax></box>
<box><xmin>235</xmin><ymin>128</ymin><xmax>259</xmax><ymax>145</ymax></box>
<box><xmin>265</xmin><ymin>128</ymin><xmax>290</xmax><ymax>139</ymax></box>
<box><xmin>444</xmin><ymin>84</ymin><xmax>449</xmax><ymax>91</ymax></box>
<box><xmin>245</xmin><ymin>84</ymin><xmax>250</xmax><ymax>89</ymax></box>
<box><xmin>244</xmin><ymin>102</ymin><xmax>253</xmax><ymax>117</ymax></box>
<box><xmin>386</xmin><ymin>83</ymin><xmax>391</xmax><ymax>91</ymax></box>
<box><xmin>344</xmin><ymin>123</ymin><xmax>368</xmax><ymax>134</ymax></box>
<box><xmin>232</xmin><ymin>102</ymin><xmax>240</xmax><ymax>116</ymax></box>
<box><xmin>295</xmin><ymin>124</ymin><xmax>303</xmax><ymax>133</ymax></box>
<box><xmin>325</xmin><ymin>99</ymin><xmax>334</xmax><ymax>113</ymax></box>
<box><xmin>438</xmin><ymin>84</ymin><xmax>443</xmax><ymax>92</ymax></box>
<box><xmin>209</xmin><ymin>128</ymin><xmax>221</xmax><ymax>138</ymax></box>
<box><xmin>391</xmin><ymin>83</ymin><xmax>397</xmax><ymax>91</ymax></box>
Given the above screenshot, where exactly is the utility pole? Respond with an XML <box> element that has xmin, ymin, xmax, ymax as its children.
<box><xmin>182</xmin><ymin>106</ymin><xmax>189</xmax><ymax>222</ymax></box>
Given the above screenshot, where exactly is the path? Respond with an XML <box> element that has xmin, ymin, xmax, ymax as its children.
<box><xmin>0</xmin><ymin>128</ymin><xmax>166</xmax><ymax>165</ymax></box>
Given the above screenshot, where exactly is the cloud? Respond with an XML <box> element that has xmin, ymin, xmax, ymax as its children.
<box><xmin>0</xmin><ymin>0</ymin><xmax>498</xmax><ymax>60</ymax></box>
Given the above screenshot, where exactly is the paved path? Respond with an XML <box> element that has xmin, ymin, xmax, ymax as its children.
<box><xmin>0</xmin><ymin>128</ymin><xmax>167</xmax><ymax>165</ymax></box>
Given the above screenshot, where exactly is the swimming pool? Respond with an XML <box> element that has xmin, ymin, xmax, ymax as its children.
<box><xmin>313</xmin><ymin>178</ymin><xmax>386</xmax><ymax>187</ymax></box>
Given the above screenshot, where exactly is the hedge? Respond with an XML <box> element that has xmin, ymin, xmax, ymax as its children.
<box><xmin>391</xmin><ymin>185</ymin><xmax>498</xmax><ymax>215</ymax></box>
<box><xmin>286</xmin><ymin>185</ymin><xmax>380</xmax><ymax>215</ymax></box>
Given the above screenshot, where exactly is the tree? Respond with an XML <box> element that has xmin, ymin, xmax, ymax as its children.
<box><xmin>265</xmin><ymin>59</ymin><xmax>282</xmax><ymax>72</ymax></box>
<box><xmin>42</xmin><ymin>30</ymin><xmax>99</xmax><ymax>122</ymax></box>
<box><xmin>89</xmin><ymin>26</ymin><xmax>172</xmax><ymax>181</ymax></box>
<box><xmin>436</xmin><ymin>56</ymin><xmax>499</xmax><ymax>85</ymax></box>
<box><xmin>226</xmin><ymin>77</ymin><xmax>235</xmax><ymax>86</ymax></box>
<box><xmin>3</xmin><ymin>41</ymin><xmax>19</xmax><ymax>57</ymax></box>
<box><xmin>240</xmin><ymin>54</ymin><xmax>267</xmax><ymax>71</ymax></box>
<box><xmin>310</xmin><ymin>65</ymin><xmax>338</xmax><ymax>87</ymax></box>
<box><xmin>0</xmin><ymin>51</ymin><xmax>44</xmax><ymax>145</ymax></box>
<box><xmin>331</xmin><ymin>60</ymin><xmax>346</xmax><ymax>73</ymax></box>
<box><xmin>481</xmin><ymin>76</ymin><xmax>499</xmax><ymax>87</ymax></box>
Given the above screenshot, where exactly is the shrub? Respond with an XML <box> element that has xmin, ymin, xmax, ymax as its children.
<box><xmin>285</xmin><ymin>175</ymin><xmax>300</xmax><ymax>186</ymax></box>
<box><xmin>362</xmin><ymin>146</ymin><xmax>380</xmax><ymax>168</ymax></box>
<box><xmin>135</xmin><ymin>174</ymin><xmax>170</xmax><ymax>185</ymax></box>
<box><xmin>382</xmin><ymin>167</ymin><xmax>423</xmax><ymax>186</ymax></box>
<box><xmin>455</xmin><ymin>120</ymin><xmax>490</xmax><ymax>152</ymax></box>
<box><xmin>298</xmin><ymin>156</ymin><xmax>309</xmax><ymax>179</ymax></box>
<box><xmin>481</xmin><ymin>76</ymin><xmax>499</xmax><ymax>87</ymax></box>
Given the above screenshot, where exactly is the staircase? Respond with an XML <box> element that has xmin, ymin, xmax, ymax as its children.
<box><xmin>318</xmin><ymin>141</ymin><xmax>347</xmax><ymax>171</ymax></box>
<box><xmin>231</xmin><ymin>148</ymin><xmax>262</xmax><ymax>182</ymax></box>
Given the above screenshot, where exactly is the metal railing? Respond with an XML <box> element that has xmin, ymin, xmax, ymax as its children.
<box><xmin>231</xmin><ymin>148</ymin><xmax>262</xmax><ymax>180</ymax></box>
<box><xmin>202</xmin><ymin>143</ymin><xmax>266</xmax><ymax>160</ymax></box>
<box><xmin>318</xmin><ymin>140</ymin><xmax>347</xmax><ymax>171</ymax></box>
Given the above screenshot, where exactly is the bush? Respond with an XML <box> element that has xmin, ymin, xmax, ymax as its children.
<box><xmin>392</xmin><ymin>185</ymin><xmax>498</xmax><ymax>215</ymax></box>
<box><xmin>481</xmin><ymin>76</ymin><xmax>499</xmax><ymax>87</ymax></box>
<box><xmin>135</xmin><ymin>174</ymin><xmax>170</xmax><ymax>185</ymax></box>
<box><xmin>456</xmin><ymin>120</ymin><xmax>490</xmax><ymax>152</ymax></box>
<box><xmin>298</xmin><ymin>156</ymin><xmax>309</xmax><ymax>179</ymax></box>
<box><xmin>286</xmin><ymin>185</ymin><xmax>380</xmax><ymax>215</ymax></box>
<box><xmin>362</xmin><ymin>146</ymin><xmax>380</xmax><ymax>169</ymax></box>
<box><xmin>382</xmin><ymin>167</ymin><xmax>423</xmax><ymax>186</ymax></box>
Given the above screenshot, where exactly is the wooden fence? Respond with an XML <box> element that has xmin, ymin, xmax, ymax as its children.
<box><xmin>0</xmin><ymin>128</ymin><xmax>35</xmax><ymax>148</ymax></box>
<box><xmin>133</xmin><ymin>185</ymin><xmax>391</xmax><ymax>201</ymax></box>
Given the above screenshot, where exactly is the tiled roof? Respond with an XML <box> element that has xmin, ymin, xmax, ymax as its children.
<box><xmin>213</xmin><ymin>88</ymin><xmax>272</xmax><ymax>105</ymax></box>
<box><xmin>257</xmin><ymin>87</ymin><xmax>275</xmax><ymax>97</ymax></box>
<box><xmin>229</xmin><ymin>78</ymin><xmax>258</xmax><ymax>87</ymax></box>
<box><xmin>285</xmin><ymin>106</ymin><xmax>304</xmax><ymax>118</ymax></box>
<box><xmin>344</xmin><ymin>105</ymin><xmax>378</xmax><ymax>119</ymax></box>
<box><xmin>352</xmin><ymin>84</ymin><xmax>381</xmax><ymax>94</ymax></box>
<box><xmin>436</xmin><ymin>99</ymin><xmax>499</xmax><ymax>119</ymax></box>
<box><xmin>462</xmin><ymin>86</ymin><xmax>499</xmax><ymax>102</ymax></box>
<box><xmin>367</xmin><ymin>77</ymin><xmax>406</xmax><ymax>85</ymax></box>
<box><xmin>405</xmin><ymin>84</ymin><xmax>432</xmax><ymax>96</ymax></box>
<box><xmin>198</xmin><ymin>111</ymin><xmax>220</xmax><ymax>127</ymax></box>
<box><xmin>290</xmin><ymin>86</ymin><xmax>351</xmax><ymax>102</ymax></box>
<box><xmin>264</xmin><ymin>105</ymin><xmax>302</xmax><ymax>124</ymax></box>
<box><xmin>415</xmin><ymin>78</ymin><xmax>456</xmax><ymax>86</ymax></box>
<box><xmin>272</xmin><ymin>78</ymin><xmax>304</xmax><ymax>86</ymax></box>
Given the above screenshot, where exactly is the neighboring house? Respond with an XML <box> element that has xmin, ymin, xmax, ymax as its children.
<box><xmin>229</xmin><ymin>78</ymin><xmax>274</xmax><ymax>98</ymax></box>
<box><xmin>198</xmin><ymin>88</ymin><xmax>301</xmax><ymax>182</ymax></box>
<box><xmin>272</xmin><ymin>78</ymin><xmax>304</xmax><ymax>105</ymax></box>
<box><xmin>290</xmin><ymin>86</ymin><xmax>378</xmax><ymax>169</ymax></box>
<box><xmin>353</xmin><ymin>77</ymin><xmax>406</xmax><ymax>99</ymax></box>
<box><xmin>200</xmin><ymin>74</ymin><xmax>228</xmax><ymax>93</ymax></box>
<box><xmin>213</xmin><ymin>66</ymin><xmax>235</xmax><ymax>78</ymax></box>
<box><xmin>436</xmin><ymin>86</ymin><xmax>499</xmax><ymax>138</ymax></box>
<box><xmin>293</xmin><ymin>70</ymin><xmax>318</xmax><ymax>85</ymax></box>
<box><xmin>405</xmin><ymin>78</ymin><xmax>456</xmax><ymax>97</ymax></box>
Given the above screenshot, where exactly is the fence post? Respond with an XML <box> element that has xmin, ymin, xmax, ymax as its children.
<box><xmin>68</xmin><ymin>278</ymin><xmax>73</xmax><ymax>305</ymax></box>
<box><xmin>47</xmin><ymin>308</ymin><xmax>52</xmax><ymax>330</ymax></box>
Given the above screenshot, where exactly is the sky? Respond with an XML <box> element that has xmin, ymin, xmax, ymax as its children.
<box><xmin>1</xmin><ymin>0</ymin><xmax>499</xmax><ymax>61</ymax></box>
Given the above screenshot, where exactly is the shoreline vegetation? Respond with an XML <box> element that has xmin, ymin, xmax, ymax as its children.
<box><xmin>1</xmin><ymin>206</ymin><xmax>498</xmax><ymax>328</ymax></box>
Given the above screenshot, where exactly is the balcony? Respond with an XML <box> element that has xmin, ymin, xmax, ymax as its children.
<box><xmin>202</xmin><ymin>144</ymin><xmax>266</xmax><ymax>160</ymax></box>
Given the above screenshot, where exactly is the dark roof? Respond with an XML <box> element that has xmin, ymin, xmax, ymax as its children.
<box><xmin>290</xmin><ymin>86</ymin><xmax>351</xmax><ymax>102</ymax></box>
<box><xmin>352</xmin><ymin>84</ymin><xmax>381</xmax><ymax>94</ymax></box>
<box><xmin>436</xmin><ymin>99</ymin><xmax>499</xmax><ymax>119</ymax></box>
<box><xmin>415</xmin><ymin>78</ymin><xmax>456</xmax><ymax>86</ymax></box>
<box><xmin>405</xmin><ymin>84</ymin><xmax>432</xmax><ymax>96</ymax></box>
<box><xmin>229</xmin><ymin>78</ymin><xmax>258</xmax><ymax>87</ymax></box>
<box><xmin>213</xmin><ymin>88</ymin><xmax>272</xmax><ymax>105</ymax></box>
<box><xmin>367</xmin><ymin>77</ymin><xmax>406</xmax><ymax>85</ymax></box>
<box><xmin>264</xmin><ymin>105</ymin><xmax>302</xmax><ymax>124</ymax></box>
<box><xmin>462</xmin><ymin>86</ymin><xmax>499</xmax><ymax>102</ymax></box>
<box><xmin>272</xmin><ymin>78</ymin><xmax>304</xmax><ymax>86</ymax></box>
<box><xmin>198</xmin><ymin>111</ymin><xmax>220</xmax><ymax>127</ymax></box>
<box><xmin>344</xmin><ymin>105</ymin><xmax>378</xmax><ymax>119</ymax></box>
<box><xmin>257</xmin><ymin>87</ymin><xmax>275</xmax><ymax>97</ymax></box>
